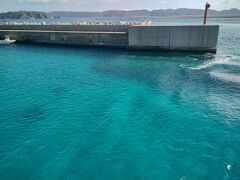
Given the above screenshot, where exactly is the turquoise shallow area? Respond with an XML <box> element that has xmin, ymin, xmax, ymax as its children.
<box><xmin>0</xmin><ymin>19</ymin><xmax>240</xmax><ymax>179</ymax></box>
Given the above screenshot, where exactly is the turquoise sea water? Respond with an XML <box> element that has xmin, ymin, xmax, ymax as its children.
<box><xmin>0</xmin><ymin>18</ymin><xmax>240</xmax><ymax>179</ymax></box>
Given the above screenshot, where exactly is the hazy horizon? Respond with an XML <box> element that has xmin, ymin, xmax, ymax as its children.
<box><xmin>1</xmin><ymin>0</ymin><xmax>240</xmax><ymax>13</ymax></box>
<box><xmin>1</xmin><ymin>8</ymin><xmax>240</xmax><ymax>13</ymax></box>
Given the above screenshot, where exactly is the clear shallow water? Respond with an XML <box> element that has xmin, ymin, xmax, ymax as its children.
<box><xmin>0</xmin><ymin>18</ymin><xmax>240</xmax><ymax>179</ymax></box>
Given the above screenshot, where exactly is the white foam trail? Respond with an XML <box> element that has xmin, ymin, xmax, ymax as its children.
<box><xmin>210</xmin><ymin>71</ymin><xmax>240</xmax><ymax>84</ymax></box>
<box><xmin>187</xmin><ymin>56</ymin><xmax>240</xmax><ymax>70</ymax></box>
<box><xmin>190</xmin><ymin>61</ymin><xmax>216</xmax><ymax>70</ymax></box>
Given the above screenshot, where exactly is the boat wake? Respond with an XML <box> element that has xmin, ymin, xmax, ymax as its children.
<box><xmin>209</xmin><ymin>71</ymin><xmax>240</xmax><ymax>84</ymax></box>
<box><xmin>187</xmin><ymin>55</ymin><xmax>240</xmax><ymax>70</ymax></box>
<box><xmin>180</xmin><ymin>54</ymin><xmax>240</xmax><ymax>84</ymax></box>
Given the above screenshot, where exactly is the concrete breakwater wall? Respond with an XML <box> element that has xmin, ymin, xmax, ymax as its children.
<box><xmin>0</xmin><ymin>25</ymin><xmax>219</xmax><ymax>52</ymax></box>
<box><xmin>129</xmin><ymin>25</ymin><xmax>219</xmax><ymax>52</ymax></box>
<box><xmin>0</xmin><ymin>30</ymin><xmax>128</xmax><ymax>47</ymax></box>
<box><xmin>0</xmin><ymin>25</ymin><xmax>129</xmax><ymax>32</ymax></box>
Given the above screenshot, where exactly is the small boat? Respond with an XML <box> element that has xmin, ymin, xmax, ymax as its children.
<box><xmin>0</xmin><ymin>37</ymin><xmax>16</xmax><ymax>45</ymax></box>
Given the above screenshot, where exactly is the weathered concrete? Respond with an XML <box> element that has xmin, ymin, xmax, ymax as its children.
<box><xmin>0</xmin><ymin>30</ymin><xmax>128</xmax><ymax>47</ymax></box>
<box><xmin>128</xmin><ymin>25</ymin><xmax>219</xmax><ymax>52</ymax></box>
<box><xmin>0</xmin><ymin>25</ymin><xmax>219</xmax><ymax>52</ymax></box>
<box><xmin>128</xmin><ymin>26</ymin><xmax>170</xmax><ymax>48</ymax></box>
<box><xmin>0</xmin><ymin>25</ymin><xmax>129</xmax><ymax>32</ymax></box>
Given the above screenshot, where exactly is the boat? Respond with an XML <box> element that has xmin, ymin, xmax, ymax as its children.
<box><xmin>0</xmin><ymin>37</ymin><xmax>16</xmax><ymax>45</ymax></box>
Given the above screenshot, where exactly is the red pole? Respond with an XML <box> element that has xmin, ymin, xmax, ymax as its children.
<box><xmin>204</xmin><ymin>2</ymin><xmax>210</xmax><ymax>25</ymax></box>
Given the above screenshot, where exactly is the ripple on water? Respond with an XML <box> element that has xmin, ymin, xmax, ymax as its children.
<box><xmin>20</xmin><ymin>106</ymin><xmax>45</xmax><ymax>125</ymax></box>
<box><xmin>185</xmin><ymin>55</ymin><xmax>240</xmax><ymax>70</ymax></box>
<box><xmin>0</xmin><ymin>20</ymin><xmax>240</xmax><ymax>179</ymax></box>
<box><xmin>209</xmin><ymin>71</ymin><xmax>240</xmax><ymax>84</ymax></box>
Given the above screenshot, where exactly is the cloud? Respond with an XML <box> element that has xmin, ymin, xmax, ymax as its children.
<box><xmin>100</xmin><ymin>0</ymin><xmax>118</xmax><ymax>2</ymax></box>
<box><xmin>17</xmin><ymin>0</ymin><xmax>85</xmax><ymax>4</ymax></box>
<box><xmin>212</xmin><ymin>0</ymin><xmax>240</xmax><ymax>10</ymax></box>
<box><xmin>1</xmin><ymin>0</ymin><xmax>240</xmax><ymax>12</ymax></box>
<box><xmin>18</xmin><ymin>0</ymin><xmax>52</xmax><ymax>3</ymax></box>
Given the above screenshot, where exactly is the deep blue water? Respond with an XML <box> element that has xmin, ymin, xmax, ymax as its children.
<box><xmin>0</xmin><ymin>18</ymin><xmax>240</xmax><ymax>179</ymax></box>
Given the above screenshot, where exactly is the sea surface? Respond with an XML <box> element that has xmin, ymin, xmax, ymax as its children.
<box><xmin>0</xmin><ymin>18</ymin><xmax>240</xmax><ymax>179</ymax></box>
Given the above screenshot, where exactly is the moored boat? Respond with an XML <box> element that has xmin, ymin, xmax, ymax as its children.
<box><xmin>0</xmin><ymin>37</ymin><xmax>16</xmax><ymax>45</ymax></box>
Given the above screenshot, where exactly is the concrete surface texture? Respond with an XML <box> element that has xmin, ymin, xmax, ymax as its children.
<box><xmin>128</xmin><ymin>25</ymin><xmax>219</xmax><ymax>52</ymax></box>
<box><xmin>0</xmin><ymin>30</ymin><xmax>128</xmax><ymax>47</ymax></box>
<box><xmin>0</xmin><ymin>25</ymin><xmax>129</xmax><ymax>32</ymax></box>
<box><xmin>0</xmin><ymin>25</ymin><xmax>219</xmax><ymax>52</ymax></box>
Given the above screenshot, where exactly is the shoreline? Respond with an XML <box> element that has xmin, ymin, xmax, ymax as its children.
<box><xmin>1</xmin><ymin>16</ymin><xmax>240</xmax><ymax>21</ymax></box>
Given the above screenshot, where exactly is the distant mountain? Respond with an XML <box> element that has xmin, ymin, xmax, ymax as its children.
<box><xmin>49</xmin><ymin>8</ymin><xmax>240</xmax><ymax>18</ymax></box>
<box><xmin>0</xmin><ymin>11</ymin><xmax>54</xmax><ymax>19</ymax></box>
<box><xmin>1</xmin><ymin>9</ymin><xmax>239</xmax><ymax>19</ymax></box>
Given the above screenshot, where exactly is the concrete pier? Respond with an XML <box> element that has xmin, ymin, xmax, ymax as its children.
<box><xmin>0</xmin><ymin>24</ymin><xmax>219</xmax><ymax>52</ymax></box>
<box><xmin>128</xmin><ymin>25</ymin><xmax>219</xmax><ymax>52</ymax></box>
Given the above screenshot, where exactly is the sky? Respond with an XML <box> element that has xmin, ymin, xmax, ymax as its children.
<box><xmin>0</xmin><ymin>0</ymin><xmax>240</xmax><ymax>12</ymax></box>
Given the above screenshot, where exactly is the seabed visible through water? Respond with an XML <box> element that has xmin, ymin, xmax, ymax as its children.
<box><xmin>0</xmin><ymin>18</ymin><xmax>240</xmax><ymax>179</ymax></box>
